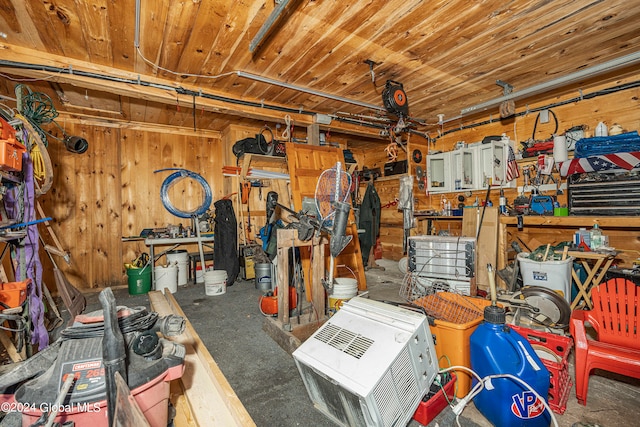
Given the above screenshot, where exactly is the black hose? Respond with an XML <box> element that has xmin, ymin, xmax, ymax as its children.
<box><xmin>59</xmin><ymin>308</ymin><xmax>158</xmax><ymax>340</ymax></box>
<box><xmin>476</xmin><ymin>184</ymin><xmax>492</xmax><ymax>241</ymax></box>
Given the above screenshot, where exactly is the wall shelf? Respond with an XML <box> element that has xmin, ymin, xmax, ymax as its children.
<box><xmin>239</xmin><ymin>154</ymin><xmax>288</xmax><ymax>180</ymax></box>
<box><xmin>500</xmin><ymin>216</ymin><xmax>640</xmax><ymax>228</ymax></box>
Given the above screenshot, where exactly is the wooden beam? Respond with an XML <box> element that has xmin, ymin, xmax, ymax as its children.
<box><xmin>0</xmin><ymin>44</ymin><xmax>383</xmax><ymax>139</ymax></box>
<box><xmin>306</xmin><ymin>123</ymin><xmax>320</xmax><ymax>146</ymax></box>
<box><xmin>56</xmin><ymin>114</ymin><xmax>223</xmax><ymax>138</ymax></box>
<box><xmin>148</xmin><ymin>291</ymin><xmax>255</xmax><ymax>427</ymax></box>
<box><xmin>0</xmin><ymin>330</ymin><xmax>23</xmax><ymax>363</ymax></box>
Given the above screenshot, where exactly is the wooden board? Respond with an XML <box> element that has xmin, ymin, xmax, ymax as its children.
<box><xmin>285</xmin><ymin>142</ymin><xmax>367</xmax><ymax>291</ymax></box>
<box><xmin>462</xmin><ymin>206</ymin><xmax>498</xmax><ymax>293</ymax></box>
<box><xmin>148</xmin><ymin>291</ymin><xmax>255</xmax><ymax>427</ymax></box>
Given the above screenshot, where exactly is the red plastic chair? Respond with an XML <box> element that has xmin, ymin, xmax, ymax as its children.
<box><xmin>569</xmin><ymin>277</ymin><xmax>640</xmax><ymax>405</ymax></box>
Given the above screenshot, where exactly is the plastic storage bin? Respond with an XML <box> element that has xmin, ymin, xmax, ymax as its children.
<box><xmin>0</xmin><ymin>279</ymin><xmax>29</xmax><ymax>308</ymax></box>
<box><xmin>412</xmin><ymin>373</ymin><xmax>456</xmax><ymax>425</ymax></box>
<box><xmin>412</xmin><ymin>292</ymin><xmax>492</xmax><ymax>398</ymax></box>
<box><xmin>517</xmin><ymin>252</ymin><xmax>574</xmax><ymax>303</ymax></box>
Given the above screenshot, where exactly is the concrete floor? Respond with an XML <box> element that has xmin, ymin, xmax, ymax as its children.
<box><xmin>82</xmin><ymin>258</ymin><xmax>640</xmax><ymax>427</ymax></box>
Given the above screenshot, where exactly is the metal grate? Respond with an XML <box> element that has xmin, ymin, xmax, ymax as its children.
<box><xmin>314</xmin><ymin>323</ymin><xmax>374</xmax><ymax>359</ymax></box>
<box><xmin>391</xmin><ymin>347</ymin><xmax>420</xmax><ymax>415</ymax></box>
<box><xmin>373</xmin><ymin>370</ymin><xmax>401</xmax><ymax>427</ymax></box>
<box><xmin>400</xmin><ymin>273</ymin><xmax>484</xmax><ymax>324</ymax></box>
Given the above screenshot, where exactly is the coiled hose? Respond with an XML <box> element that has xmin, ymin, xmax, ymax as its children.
<box><xmin>155</xmin><ymin>168</ymin><xmax>212</xmax><ymax>218</ymax></box>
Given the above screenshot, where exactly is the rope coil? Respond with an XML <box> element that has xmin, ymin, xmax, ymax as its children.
<box><xmin>155</xmin><ymin>168</ymin><xmax>212</xmax><ymax>218</ymax></box>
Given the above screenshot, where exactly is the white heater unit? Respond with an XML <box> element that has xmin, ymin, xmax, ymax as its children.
<box><xmin>292</xmin><ymin>297</ymin><xmax>438</xmax><ymax>427</ymax></box>
<box><xmin>408</xmin><ymin>235</ymin><xmax>476</xmax><ymax>295</ymax></box>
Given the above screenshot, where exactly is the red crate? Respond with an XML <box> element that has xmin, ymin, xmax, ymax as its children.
<box><xmin>412</xmin><ymin>373</ymin><xmax>456</xmax><ymax>426</ymax></box>
<box><xmin>510</xmin><ymin>324</ymin><xmax>573</xmax><ymax>414</ymax></box>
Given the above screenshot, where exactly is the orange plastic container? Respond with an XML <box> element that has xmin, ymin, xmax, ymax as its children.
<box><xmin>0</xmin><ymin>279</ymin><xmax>29</xmax><ymax>309</ymax></box>
<box><xmin>0</xmin><ymin>139</ymin><xmax>26</xmax><ymax>172</ymax></box>
<box><xmin>413</xmin><ymin>293</ymin><xmax>493</xmax><ymax>398</ymax></box>
<box><xmin>0</xmin><ymin>117</ymin><xmax>25</xmax><ymax>172</ymax></box>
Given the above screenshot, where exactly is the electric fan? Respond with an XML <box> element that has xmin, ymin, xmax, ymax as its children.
<box><xmin>315</xmin><ymin>162</ymin><xmax>353</xmax><ymax>289</ymax></box>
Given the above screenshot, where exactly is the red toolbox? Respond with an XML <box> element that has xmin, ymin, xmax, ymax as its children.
<box><xmin>510</xmin><ymin>324</ymin><xmax>573</xmax><ymax>414</ymax></box>
<box><xmin>413</xmin><ymin>372</ymin><xmax>456</xmax><ymax>426</ymax></box>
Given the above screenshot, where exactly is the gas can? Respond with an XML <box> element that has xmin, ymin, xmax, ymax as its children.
<box><xmin>470</xmin><ymin>306</ymin><xmax>551</xmax><ymax>427</ymax></box>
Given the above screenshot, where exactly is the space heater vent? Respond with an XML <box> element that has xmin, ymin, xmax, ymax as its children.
<box><xmin>313</xmin><ymin>322</ymin><xmax>374</xmax><ymax>359</ymax></box>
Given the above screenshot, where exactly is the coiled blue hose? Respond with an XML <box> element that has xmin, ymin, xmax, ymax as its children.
<box><xmin>155</xmin><ymin>168</ymin><xmax>212</xmax><ymax>218</ymax></box>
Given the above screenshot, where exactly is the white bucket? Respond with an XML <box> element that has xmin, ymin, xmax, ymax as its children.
<box><xmin>517</xmin><ymin>252</ymin><xmax>574</xmax><ymax>303</ymax></box>
<box><xmin>167</xmin><ymin>250</ymin><xmax>189</xmax><ymax>286</ymax></box>
<box><xmin>195</xmin><ymin>264</ymin><xmax>213</xmax><ymax>284</ymax></box>
<box><xmin>331</xmin><ymin>277</ymin><xmax>358</xmax><ymax>299</ymax></box>
<box><xmin>205</xmin><ymin>270</ymin><xmax>227</xmax><ymax>296</ymax></box>
<box><xmin>154</xmin><ymin>264</ymin><xmax>178</xmax><ymax>294</ymax></box>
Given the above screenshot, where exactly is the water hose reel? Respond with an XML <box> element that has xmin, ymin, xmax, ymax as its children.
<box><xmin>382</xmin><ymin>80</ymin><xmax>409</xmax><ymax>118</ymax></box>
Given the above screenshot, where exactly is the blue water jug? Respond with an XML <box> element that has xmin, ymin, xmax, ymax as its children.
<box><xmin>470</xmin><ymin>306</ymin><xmax>551</xmax><ymax>427</ymax></box>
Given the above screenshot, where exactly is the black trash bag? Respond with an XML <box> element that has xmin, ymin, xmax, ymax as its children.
<box><xmin>213</xmin><ymin>199</ymin><xmax>239</xmax><ymax>286</ymax></box>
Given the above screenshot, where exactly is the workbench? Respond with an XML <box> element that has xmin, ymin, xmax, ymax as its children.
<box><xmin>498</xmin><ymin>216</ymin><xmax>639</xmax><ymax>282</ymax></box>
<box><xmin>145</xmin><ymin>235</ymin><xmax>215</xmax><ymax>289</ymax></box>
<box><xmin>262</xmin><ymin>229</ymin><xmax>328</xmax><ymax>354</ymax></box>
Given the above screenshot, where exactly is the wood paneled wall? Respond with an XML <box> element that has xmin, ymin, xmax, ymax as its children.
<box><xmin>35</xmin><ymin>73</ymin><xmax>640</xmax><ymax>290</ymax></box>
<box><xmin>422</xmin><ymin>75</ymin><xmax>640</xmax><ymax>211</ymax></box>
<box><xmin>39</xmin><ymin>122</ymin><xmax>223</xmax><ymax>290</ymax></box>
<box><xmin>347</xmin><ymin>74</ymin><xmax>640</xmax><ymax>262</ymax></box>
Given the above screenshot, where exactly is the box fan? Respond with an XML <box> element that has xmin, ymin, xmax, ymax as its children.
<box><xmin>292</xmin><ymin>297</ymin><xmax>438</xmax><ymax>427</ymax></box>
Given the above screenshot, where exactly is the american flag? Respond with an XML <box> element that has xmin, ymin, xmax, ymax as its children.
<box><xmin>559</xmin><ymin>151</ymin><xmax>640</xmax><ymax>176</ymax></box>
<box><xmin>505</xmin><ymin>144</ymin><xmax>520</xmax><ymax>182</ymax></box>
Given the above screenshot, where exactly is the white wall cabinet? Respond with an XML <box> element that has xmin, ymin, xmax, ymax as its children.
<box><xmin>451</xmin><ymin>148</ymin><xmax>478</xmax><ymax>190</ymax></box>
<box><xmin>477</xmin><ymin>141</ymin><xmax>514</xmax><ymax>188</ymax></box>
<box><xmin>427</xmin><ymin>151</ymin><xmax>452</xmax><ymax>193</ymax></box>
<box><xmin>427</xmin><ymin>139</ymin><xmax>515</xmax><ymax>194</ymax></box>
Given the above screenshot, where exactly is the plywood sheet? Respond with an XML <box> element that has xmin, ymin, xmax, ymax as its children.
<box><xmin>462</xmin><ymin>206</ymin><xmax>498</xmax><ymax>293</ymax></box>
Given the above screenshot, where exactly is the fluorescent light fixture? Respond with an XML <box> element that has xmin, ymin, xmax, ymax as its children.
<box><xmin>460</xmin><ymin>51</ymin><xmax>640</xmax><ymax>116</ymax></box>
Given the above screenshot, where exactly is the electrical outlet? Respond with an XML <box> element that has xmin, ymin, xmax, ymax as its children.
<box><xmin>539</xmin><ymin>109</ymin><xmax>549</xmax><ymax>124</ymax></box>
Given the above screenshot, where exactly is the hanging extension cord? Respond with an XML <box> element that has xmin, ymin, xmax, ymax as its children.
<box><xmin>440</xmin><ymin>365</ymin><xmax>559</xmax><ymax>427</ymax></box>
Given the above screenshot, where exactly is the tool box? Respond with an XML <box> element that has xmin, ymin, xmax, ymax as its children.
<box><xmin>568</xmin><ymin>171</ymin><xmax>640</xmax><ymax>215</ymax></box>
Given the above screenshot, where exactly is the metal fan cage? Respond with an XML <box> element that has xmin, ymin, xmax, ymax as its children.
<box><xmin>315</xmin><ymin>162</ymin><xmax>351</xmax><ymax>223</ymax></box>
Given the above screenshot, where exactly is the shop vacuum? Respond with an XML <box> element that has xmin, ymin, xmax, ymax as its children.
<box><xmin>0</xmin><ymin>288</ymin><xmax>186</xmax><ymax>427</ymax></box>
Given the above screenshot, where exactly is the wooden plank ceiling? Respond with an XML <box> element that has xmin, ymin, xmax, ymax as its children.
<box><xmin>0</xmin><ymin>0</ymin><xmax>638</xmax><ymax>140</ymax></box>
